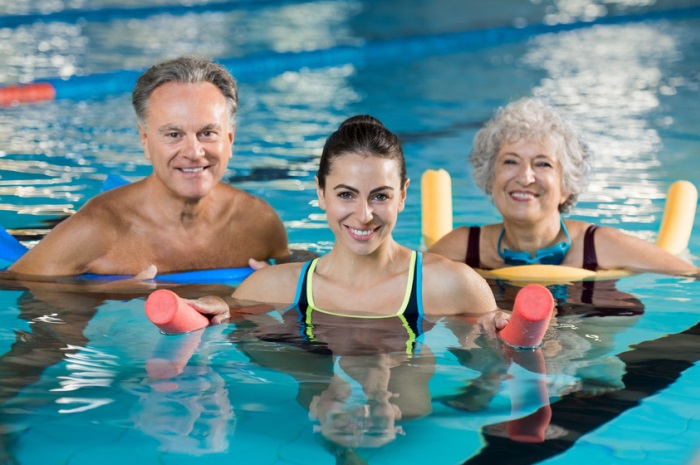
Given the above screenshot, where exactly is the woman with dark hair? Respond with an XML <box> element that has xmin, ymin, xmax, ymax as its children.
<box><xmin>188</xmin><ymin>114</ymin><xmax>504</xmax><ymax>329</ymax></box>
<box><xmin>227</xmin><ymin>114</ymin><xmax>499</xmax><ymax>318</ymax></box>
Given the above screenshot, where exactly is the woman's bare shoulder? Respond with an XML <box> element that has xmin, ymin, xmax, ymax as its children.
<box><xmin>233</xmin><ymin>261</ymin><xmax>306</xmax><ymax>304</ymax></box>
<box><xmin>420</xmin><ymin>252</ymin><xmax>496</xmax><ymax>316</ymax></box>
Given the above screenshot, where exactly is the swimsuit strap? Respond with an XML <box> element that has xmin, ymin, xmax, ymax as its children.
<box><xmin>408</xmin><ymin>251</ymin><xmax>424</xmax><ymax>317</ymax></box>
<box><xmin>582</xmin><ymin>224</ymin><xmax>599</xmax><ymax>271</ymax></box>
<box><xmin>293</xmin><ymin>259</ymin><xmax>316</xmax><ymax>310</ymax></box>
<box><xmin>465</xmin><ymin>226</ymin><xmax>481</xmax><ymax>268</ymax></box>
<box><xmin>581</xmin><ymin>224</ymin><xmax>600</xmax><ymax>306</ymax></box>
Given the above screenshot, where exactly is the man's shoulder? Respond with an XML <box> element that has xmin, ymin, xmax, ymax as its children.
<box><xmin>74</xmin><ymin>184</ymin><xmax>142</xmax><ymax>226</ymax></box>
<box><xmin>216</xmin><ymin>183</ymin><xmax>267</xmax><ymax>203</ymax></box>
<box><xmin>216</xmin><ymin>184</ymin><xmax>278</xmax><ymax>217</ymax></box>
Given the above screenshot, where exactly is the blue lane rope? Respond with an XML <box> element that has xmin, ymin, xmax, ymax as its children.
<box><xmin>2</xmin><ymin>5</ymin><xmax>700</xmax><ymax>104</ymax></box>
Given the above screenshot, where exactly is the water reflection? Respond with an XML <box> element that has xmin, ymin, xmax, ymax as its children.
<box><xmin>0</xmin><ymin>2</ymin><xmax>360</xmax><ymax>83</ymax></box>
<box><xmin>134</xmin><ymin>330</ymin><xmax>235</xmax><ymax>455</ymax></box>
<box><xmin>524</xmin><ymin>22</ymin><xmax>681</xmax><ymax>230</ymax></box>
<box><xmin>0</xmin><ymin>274</ymin><xmax>678</xmax><ymax>464</ymax></box>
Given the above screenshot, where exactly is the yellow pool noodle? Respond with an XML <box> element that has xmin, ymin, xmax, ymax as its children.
<box><xmin>421</xmin><ymin>169</ymin><xmax>453</xmax><ymax>248</ymax></box>
<box><xmin>656</xmin><ymin>180</ymin><xmax>697</xmax><ymax>255</ymax></box>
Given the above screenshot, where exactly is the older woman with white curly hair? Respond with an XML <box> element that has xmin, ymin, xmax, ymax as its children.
<box><xmin>429</xmin><ymin>97</ymin><xmax>697</xmax><ymax>276</ymax></box>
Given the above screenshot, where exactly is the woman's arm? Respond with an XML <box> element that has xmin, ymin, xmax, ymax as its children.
<box><xmin>421</xmin><ymin>252</ymin><xmax>498</xmax><ymax>316</ymax></box>
<box><xmin>593</xmin><ymin>226</ymin><xmax>697</xmax><ymax>275</ymax></box>
<box><xmin>427</xmin><ymin>226</ymin><xmax>470</xmax><ymax>263</ymax></box>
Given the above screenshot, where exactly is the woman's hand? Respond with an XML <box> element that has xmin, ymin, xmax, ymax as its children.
<box><xmin>186</xmin><ymin>296</ymin><xmax>230</xmax><ymax>325</ymax></box>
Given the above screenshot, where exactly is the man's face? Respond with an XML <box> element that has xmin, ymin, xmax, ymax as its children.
<box><xmin>139</xmin><ymin>81</ymin><xmax>234</xmax><ymax>200</ymax></box>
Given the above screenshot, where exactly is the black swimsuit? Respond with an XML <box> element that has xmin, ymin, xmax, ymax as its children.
<box><xmin>465</xmin><ymin>224</ymin><xmax>600</xmax><ymax>271</ymax></box>
<box><xmin>467</xmin><ymin>225</ymin><xmax>643</xmax><ymax>316</ymax></box>
<box><xmin>292</xmin><ymin>252</ymin><xmax>429</xmax><ymax>354</ymax></box>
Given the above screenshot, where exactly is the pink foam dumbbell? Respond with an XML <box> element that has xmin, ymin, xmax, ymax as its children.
<box><xmin>145</xmin><ymin>289</ymin><xmax>209</xmax><ymax>334</ymax></box>
<box><xmin>499</xmin><ymin>284</ymin><xmax>555</xmax><ymax>349</ymax></box>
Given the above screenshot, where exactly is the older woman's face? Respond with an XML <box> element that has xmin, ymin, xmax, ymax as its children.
<box><xmin>491</xmin><ymin>137</ymin><xmax>568</xmax><ymax>223</ymax></box>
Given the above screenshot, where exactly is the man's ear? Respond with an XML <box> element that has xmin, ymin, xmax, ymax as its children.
<box><xmin>138</xmin><ymin>125</ymin><xmax>150</xmax><ymax>160</ymax></box>
<box><xmin>228</xmin><ymin>124</ymin><xmax>235</xmax><ymax>145</ymax></box>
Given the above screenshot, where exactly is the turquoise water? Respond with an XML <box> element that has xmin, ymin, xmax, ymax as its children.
<box><xmin>1</xmin><ymin>0</ymin><xmax>700</xmax><ymax>463</ymax></box>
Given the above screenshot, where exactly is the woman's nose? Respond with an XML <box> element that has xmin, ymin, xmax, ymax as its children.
<box><xmin>357</xmin><ymin>200</ymin><xmax>373</xmax><ymax>223</ymax></box>
<box><xmin>517</xmin><ymin>163</ymin><xmax>535</xmax><ymax>185</ymax></box>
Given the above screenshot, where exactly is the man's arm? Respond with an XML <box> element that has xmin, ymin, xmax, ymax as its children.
<box><xmin>8</xmin><ymin>211</ymin><xmax>110</xmax><ymax>277</ymax></box>
<box><xmin>243</xmin><ymin>196</ymin><xmax>319</xmax><ymax>267</ymax></box>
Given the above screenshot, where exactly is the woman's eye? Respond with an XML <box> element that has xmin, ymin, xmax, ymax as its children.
<box><xmin>373</xmin><ymin>193</ymin><xmax>389</xmax><ymax>201</ymax></box>
<box><xmin>338</xmin><ymin>192</ymin><xmax>353</xmax><ymax>199</ymax></box>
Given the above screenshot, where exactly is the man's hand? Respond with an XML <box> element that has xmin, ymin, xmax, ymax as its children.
<box><xmin>134</xmin><ymin>264</ymin><xmax>158</xmax><ymax>280</ymax></box>
<box><xmin>248</xmin><ymin>258</ymin><xmax>270</xmax><ymax>270</ymax></box>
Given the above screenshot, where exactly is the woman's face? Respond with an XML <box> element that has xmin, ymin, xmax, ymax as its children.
<box><xmin>317</xmin><ymin>153</ymin><xmax>407</xmax><ymax>256</ymax></box>
<box><xmin>491</xmin><ymin>137</ymin><xmax>568</xmax><ymax>223</ymax></box>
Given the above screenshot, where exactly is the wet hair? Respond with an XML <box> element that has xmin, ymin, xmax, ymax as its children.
<box><xmin>470</xmin><ymin>97</ymin><xmax>592</xmax><ymax>213</ymax></box>
<box><xmin>317</xmin><ymin>115</ymin><xmax>407</xmax><ymax>190</ymax></box>
<box><xmin>132</xmin><ymin>56</ymin><xmax>238</xmax><ymax>128</ymax></box>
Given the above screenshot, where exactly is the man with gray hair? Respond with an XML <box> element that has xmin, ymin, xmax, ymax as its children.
<box><xmin>10</xmin><ymin>56</ymin><xmax>291</xmax><ymax>277</ymax></box>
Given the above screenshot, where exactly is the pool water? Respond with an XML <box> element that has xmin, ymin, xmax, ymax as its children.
<box><xmin>1</xmin><ymin>0</ymin><xmax>700</xmax><ymax>464</ymax></box>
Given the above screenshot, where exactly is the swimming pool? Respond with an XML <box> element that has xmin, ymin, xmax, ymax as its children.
<box><xmin>1</xmin><ymin>0</ymin><xmax>700</xmax><ymax>463</ymax></box>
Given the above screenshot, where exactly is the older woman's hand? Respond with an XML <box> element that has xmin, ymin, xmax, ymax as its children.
<box><xmin>477</xmin><ymin>310</ymin><xmax>510</xmax><ymax>336</ymax></box>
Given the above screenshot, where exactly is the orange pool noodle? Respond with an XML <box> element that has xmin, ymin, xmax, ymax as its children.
<box><xmin>0</xmin><ymin>82</ymin><xmax>56</xmax><ymax>106</ymax></box>
<box><xmin>499</xmin><ymin>284</ymin><xmax>554</xmax><ymax>349</ymax></box>
<box><xmin>145</xmin><ymin>289</ymin><xmax>209</xmax><ymax>334</ymax></box>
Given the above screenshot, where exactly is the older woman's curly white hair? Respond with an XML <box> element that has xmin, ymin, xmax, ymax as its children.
<box><xmin>470</xmin><ymin>97</ymin><xmax>593</xmax><ymax>213</ymax></box>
